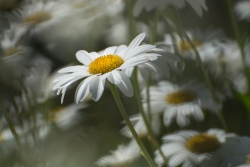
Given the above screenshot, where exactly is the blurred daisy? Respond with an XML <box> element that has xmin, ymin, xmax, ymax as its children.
<box><xmin>53</xmin><ymin>33</ymin><xmax>161</xmax><ymax>103</ymax></box>
<box><xmin>133</xmin><ymin>0</ymin><xmax>207</xmax><ymax>17</ymax></box>
<box><xmin>219</xmin><ymin>136</ymin><xmax>250</xmax><ymax>167</ymax></box>
<box><xmin>20</xmin><ymin>1</ymin><xmax>71</xmax><ymax>33</ymax></box>
<box><xmin>235</xmin><ymin>0</ymin><xmax>250</xmax><ymax>21</ymax></box>
<box><xmin>120</xmin><ymin>114</ymin><xmax>161</xmax><ymax>138</ymax></box>
<box><xmin>155</xmin><ymin>129</ymin><xmax>233</xmax><ymax>167</ymax></box>
<box><xmin>96</xmin><ymin>139</ymin><xmax>141</xmax><ymax>166</ymax></box>
<box><xmin>163</xmin><ymin>28</ymin><xmax>224</xmax><ymax>61</ymax></box>
<box><xmin>143</xmin><ymin>81</ymin><xmax>220</xmax><ymax>127</ymax></box>
<box><xmin>47</xmin><ymin>103</ymin><xmax>87</xmax><ymax>129</ymax></box>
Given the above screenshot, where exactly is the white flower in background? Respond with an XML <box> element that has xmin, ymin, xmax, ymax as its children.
<box><xmin>163</xmin><ymin>28</ymin><xmax>224</xmax><ymax>61</ymax></box>
<box><xmin>219</xmin><ymin>136</ymin><xmax>250</xmax><ymax>167</ymax></box>
<box><xmin>53</xmin><ymin>33</ymin><xmax>161</xmax><ymax>103</ymax></box>
<box><xmin>133</xmin><ymin>0</ymin><xmax>207</xmax><ymax>17</ymax></box>
<box><xmin>120</xmin><ymin>114</ymin><xmax>161</xmax><ymax>138</ymax></box>
<box><xmin>96</xmin><ymin>139</ymin><xmax>141</xmax><ymax>166</ymax></box>
<box><xmin>155</xmin><ymin>129</ymin><xmax>234</xmax><ymax>167</ymax></box>
<box><xmin>47</xmin><ymin>103</ymin><xmax>87</xmax><ymax>129</ymax></box>
<box><xmin>143</xmin><ymin>81</ymin><xmax>220</xmax><ymax>127</ymax></box>
<box><xmin>20</xmin><ymin>1</ymin><xmax>72</xmax><ymax>32</ymax></box>
<box><xmin>208</xmin><ymin>40</ymin><xmax>250</xmax><ymax>94</ymax></box>
<box><xmin>235</xmin><ymin>0</ymin><xmax>250</xmax><ymax>21</ymax></box>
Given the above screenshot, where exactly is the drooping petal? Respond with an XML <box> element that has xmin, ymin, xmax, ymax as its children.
<box><xmin>116</xmin><ymin>71</ymin><xmax>134</xmax><ymax>97</ymax></box>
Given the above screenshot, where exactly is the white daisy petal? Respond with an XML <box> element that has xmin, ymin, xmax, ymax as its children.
<box><xmin>116</xmin><ymin>71</ymin><xmax>134</xmax><ymax>97</ymax></box>
<box><xmin>76</xmin><ymin>50</ymin><xmax>94</xmax><ymax>66</ymax></box>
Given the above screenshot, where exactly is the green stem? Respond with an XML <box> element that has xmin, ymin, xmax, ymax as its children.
<box><xmin>132</xmin><ymin>68</ymin><xmax>168</xmax><ymax>166</ymax></box>
<box><xmin>182</xmin><ymin>32</ymin><xmax>219</xmax><ymax>102</ymax></box>
<box><xmin>218</xmin><ymin>110</ymin><xmax>229</xmax><ymax>133</ymax></box>
<box><xmin>146</xmin><ymin>74</ymin><xmax>152</xmax><ymax>122</ymax></box>
<box><xmin>226</xmin><ymin>0</ymin><xmax>250</xmax><ymax>95</ymax></box>
<box><xmin>127</xmin><ymin>0</ymin><xmax>137</xmax><ymax>39</ymax></box>
<box><xmin>0</xmin><ymin>101</ymin><xmax>28</xmax><ymax>164</ymax></box>
<box><xmin>151</xmin><ymin>9</ymin><xmax>159</xmax><ymax>44</ymax></box>
<box><xmin>21</xmin><ymin>82</ymin><xmax>38</xmax><ymax>143</ymax></box>
<box><xmin>108</xmin><ymin>81</ymin><xmax>157</xmax><ymax>167</ymax></box>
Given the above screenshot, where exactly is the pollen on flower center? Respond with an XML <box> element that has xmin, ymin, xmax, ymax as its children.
<box><xmin>24</xmin><ymin>11</ymin><xmax>52</xmax><ymax>24</ymax></box>
<box><xmin>166</xmin><ymin>89</ymin><xmax>196</xmax><ymax>104</ymax></box>
<box><xmin>178</xmin><ymin>40</ymin><xmax>202</xmax><ymax>52</ymax></box>
<box><xmin>88</xmin><ymin>54</ymin><xmax>124</xmax><ymax>75</ymax></box>
<box><xmin>186</xmin><ymin>134</ymin><xmax>221</xmax><ymax>154</ymax></box>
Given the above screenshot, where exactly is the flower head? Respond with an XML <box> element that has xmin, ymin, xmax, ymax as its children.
<box><xmin>143</xmin><ymin>81</ymin><xmax>221</xmax><ymax>127</ymax></box>
<box><xmin>155</xmin><ymin>129</ymin><xmax>234</xmax><ymax>167</ymax></box>
<box><xmin>96</xmin><ymin>140</ymin><xmax>141</xmax><ymax>166</ymax></box>
<box><xmin>53</xmin><ymin>33</ymin><xmax>161</xmax><ymax>103</ymax></box>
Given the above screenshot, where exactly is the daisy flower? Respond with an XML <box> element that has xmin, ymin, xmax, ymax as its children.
<box><xmin>163</xmin><ymin>28</ymin><xmax>224</xmax><ymax>61</ymax></box>
<box><xmin>143</xmin><ymin>81</ymin><xmax>221</xmax><ymax>127</ymax></box>
<box><xmin>235</xmin><ymin>0</ymin><xmax>250</xmax><ymax>21</ymax></box>
<box><xmin>133</xmin><ymin>0</ymin><xmax>207</xmax><ymax>17</ymax></box>
<box><xmin>20</xmin><ymin>1</ymin><xmax>72</xmax><ymax>33</ymax></box>
<box><xmin>96</xmin><ymin>139</ymin><xmax>141</xmax><ymax>166</ymax></box>
<box><xmin>46</xmin><ymin>103</ymin><xmax>87</xmax><ymax>129</ymax></box>
<box><xmin>155</xmin><ymin>129</ymin><xmax>234</xmax><ymax>167</ymax></box>
<box><xmin>53</xmin><ymin>33</ymin><xmax>161</xmax><ymax>103</ymax></box>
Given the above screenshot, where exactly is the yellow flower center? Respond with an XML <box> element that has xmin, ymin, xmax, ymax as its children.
<box><xmin>178</xmin><ymin>40</ymin><xmax>202</xmax><ymax>52</ymax></box>
<box><xmin>4</xmin><ymin>47</ymin><xmax>22</xmax><ymax>56</ymax></box>
<box><xmin>186</xmin><ymin>134</ymin><xmax>221</xmax><ymax>154</ymax></box>
<box><xmin>166</xmin><ymin>90</ymin><xmax>196</xmax><ymax>104</ymax></box>
<box><xmin>88</xmin><ymin>54</ymin><xmax>124</xmax><ymax>75</ymax></box>
<box><xmin>23</xmin><ymin>11</ymin><xmax>52</xmax><ymax>24</ymax></box>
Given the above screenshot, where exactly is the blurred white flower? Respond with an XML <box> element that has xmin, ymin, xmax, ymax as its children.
<box><xmin>20</xmin><ymin>1</ymin><xmax>72</xmax><ymax>33</ymax></box>
<box><xmin>133</xmin><ymin>0</ymin><xmax>207</xmax><ymax>17</ymax></box>
<box><xmin>47</xmin><ymin>103</ymin><xmax>87</xmax><ymax>129</ymax></box>
<box><xmin>163</xmin><ymin>28</ymin><xmax>224</xmax><ymax>61</ymax></box>
<box><xmin>235</xmin><ymin>0</ymin><xmax>250</xmax><ymax>21</ymax></box>
<box><xmin>53</xmin><ymin>33</ymin><xmax>161</xmax><ymax>103</ymax></box>
<box><xmin>155</xmin><ymin>129</ymin><xmax>234</xmax><ymax>167</ymax></box>
<box><xmin>143</xmin><ymin>81</ymin><xmax>221</xmax><ymax>127</ymax></box>
<box><xmin>96</xmin><ymin>139</ymin><xmax>141</xmax><ymax>166</ymax></box>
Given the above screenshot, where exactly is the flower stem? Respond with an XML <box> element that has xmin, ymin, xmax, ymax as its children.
<box><xmin>226</xmin><ymin>0</ymin><xmax>250</xmax><ymax>95</ymax></box>
<box><xmin>151</xmin><ymin>9</ymin><xmax>159</xmax><ymax>44</ymax></box>
<box><xmin>108</xmin><ymin>81</ymin><xmax>157</xmax><ymax>167</ymax></box>
<box><xmin>132</xmin><ymin>68</ymin><xmax>168</xmax><ymax>166</ymax></box>
<box><xmin>127</xmin><ymin>0</ymin><xmax>137</xmax><ymax>39</ymax></box>
<box><xmin>0</xmin><ymin>101</ymin><xmax>29</xmax><ymax>165</ymax></box>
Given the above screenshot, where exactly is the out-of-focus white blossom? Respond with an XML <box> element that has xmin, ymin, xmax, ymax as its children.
<box><xmin>235</xmin><ymin>0</ymin><xmax>250</xmax><ymax>21</ymax></box>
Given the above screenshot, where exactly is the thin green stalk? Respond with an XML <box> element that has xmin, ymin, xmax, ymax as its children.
<box><xmin>21</xmin><ymin>82</ymin><xmax>38</xmax><ymax>143</ymax></box>
<box><xmin>226</xmin><ymin>0</ymin><xmax>250</xmax><ymax>94</ymax></box>
<box><xmin>107</xmin><ymin>81</ymin><xmax>157</xmax><ymax>167</ymax></box>
<box><xmin>151</xmin><ymin>9</ymin><xmax>159</xmax><ymax>44</ymax></box>
<box><xmin>127</xmin><ymin>0</ymin><xmax>137</xmax><ymax>39</ymax></box>
<box><xmin>218</xmin><ymin>110</ymin><xmax>229</xmax><ymax>132</ymax></box>
<box><xmin>0</xmin><ymin>101</ymin><xmax>27</xmax><ymax>163</ymax></box>
<box><xmin>181</xmin><ymin>32</ymin><xmax>218</xmax><ymax>102</ymax></box>
<box><xmin>146</xmin><ymin>75</ymin><xmax>152</xmax><ymax>122</ymax></box>
<box><xmin>132</xmin><ymin>68</ymin><xmax>168</xmax><ymax>166</ymax></box>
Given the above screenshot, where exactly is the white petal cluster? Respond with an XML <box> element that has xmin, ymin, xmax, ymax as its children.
<box><xmin>235</xmin><ymin>0</ymin><xmax>250</xmax><ymax>21</ymax></box>
<box><xmin>53</xmin><ymin>33</ymin><xmax>161</xmax><ymax>103</ymax></box>
<box><xmin>96</xmin><ymin>140</ymin><xmax>141</xmax><ymax>166</ymax></box>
